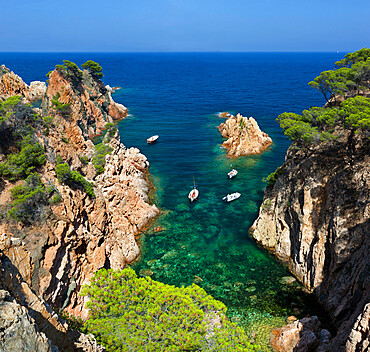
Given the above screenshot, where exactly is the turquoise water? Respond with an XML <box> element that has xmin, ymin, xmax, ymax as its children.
<box><xmin>0</xmin><ymin>52</ymin><xmax>340</xmax><ymax>347</ymax></box>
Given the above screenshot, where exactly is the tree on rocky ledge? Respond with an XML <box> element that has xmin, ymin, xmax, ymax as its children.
<box><xmin>81</xmin><ymin>60</ymin><xmax>103</xmax><ymax>78</ymax></box>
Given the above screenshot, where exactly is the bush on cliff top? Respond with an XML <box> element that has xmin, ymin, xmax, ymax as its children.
<box><xmin>277</xmin><ymin>96</ymin><xmax>370</xmax><ymax>145</ymax></box>
<box><xmin>82</xmin><ymin>60</ymin><xmax>103</xmax><ymax>78</ymax></box>
<box><xmin>308</xmin><ymin>47</ymin><xmax>370</xmax><ymax>103</ymax></box>
<box><xmin>54</xmin><ymin>60</ymin><xmax>83</xmax><ymax>80</ymax></box>
<box><xmin>81</xmin><ymin>268</ymin><xmax>260</xmax><ymax>352</ymax></box>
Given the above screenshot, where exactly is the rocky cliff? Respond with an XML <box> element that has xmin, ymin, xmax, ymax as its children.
<box><xmin>250</xmin><ymin>130</ymin><xmax>369</xmax><ymax>351</ymax></box>
<box><xmin>0</xmin><ymin>60</ymin><xmax>159</xmax><ymax>334</ymax></box>
<box><xmin>43</xmin><ymin>67</ymin><xmax>127</xmax><ymax>139</ymax></box>
<box><xmin>218</xmin><ymin>113</ymin><xmax>273</xmax><ymax>157</ymax></box>
<box><xmin>0</xmin><ymin>64</ymin><xmax>46</xmax><ymax>102</ymax></box>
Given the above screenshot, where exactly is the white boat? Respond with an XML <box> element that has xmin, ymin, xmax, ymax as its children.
<box><xmin>147</xmin><ymin>135</ymin><xmax>159</xmax><ymax>144</ymax></box>
<box><xmin>188</xmin><ymin>188</ymin><xmax>199</xmax><ymax>202</ymax></box>
<box><xmin>188</xmin><ymin>177</ymin><xmax>199</xmax><ymax>202</ymax></box>
<box><xmin>228</xmin><ymin>169</ymin><xmax>238</xmax><ymax>179</ymax></box>
<box><xmin>222</xmin><ymin>192</ymin><xmax>241</xmax><ymax>202</ymax></box>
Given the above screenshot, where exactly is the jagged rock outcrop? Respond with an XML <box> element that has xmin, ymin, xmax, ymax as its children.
<box><xmin>0</xmin><ymin>289</ymin><xmax>54</xmax><ymax>352</ymax></box>
<box><xmin>271</xmin><ymin>316</ymin><xmax>331</xmax><ymax>352</ymax></box>
<box><xmin>345</xmin><ymin>303</ymin><xmax>370</xmax><ymax>352</ymax></box>
<box><xmin>0</xmin><ymin>235</ymin><xmax>105</xmax><ymax>352</ymax></box>
<box><xmin>0</xmin><ymin>64</ymin><xmax>159</xmax><ymax>325</ymax></box>
<box><xmin>43</xmin><ymin>68</ymin><xmax>127</xmax><ymax>138</ymax></box>
<box><xmin>0</xmin><ymin>64</ymin><xmax>46</xmax><ymax>101</ymax></box>
<box><xmin>250</xmin><ymin>131</ymin><xmax>369</xmax><ymax>351</ymax></box>
<box><xmin>218</xmin><ymin>113</ymin><xmax>272</xmax><ymax>157</ymax></box>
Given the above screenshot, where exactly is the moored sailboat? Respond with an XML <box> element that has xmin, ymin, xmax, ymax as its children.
<box><xmin>188</xmin><ymin>178</ymin><xmax>199</xmax><ymax>202</ymax></box>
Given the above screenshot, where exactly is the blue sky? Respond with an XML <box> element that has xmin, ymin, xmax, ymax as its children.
<box><xmin>0</xmin><ymin>0</ymin><xmax>369</xmax><ymax>52</ymax></box>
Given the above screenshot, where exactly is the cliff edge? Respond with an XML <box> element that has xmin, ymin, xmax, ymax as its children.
<box><xmin>250</xmin><ymin>131</ymin><xmax>369</xmax><ymax>351</ymax></box>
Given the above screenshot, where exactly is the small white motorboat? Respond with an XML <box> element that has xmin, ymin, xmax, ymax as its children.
<box><xmin>222</xmin><ymin>192</ymin><xmax>241</xmax><ymax>202</ymax></box>
<box><xmin>188</xmin><ymin>188</ymin><xmax>199</xmax><ymax>202</ymax></box>
<box><xmin>147</xmin><ymin>135</ymin><xmax>159</xmax><ymax>144</ymax></box>
<box><xmin>228</xmin><ymin>169</ymin><xmax>238</xmax><ymax>179</ymax></box>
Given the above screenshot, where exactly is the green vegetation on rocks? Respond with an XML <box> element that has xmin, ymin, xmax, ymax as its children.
<box><xmin>277</xmin><ymin>49</ymin><xmax>370</xmax><ymax>147</ymax></box>
<box><xmin>81</xmin><ymin>268</ymin><xmax>261</xmax><ymax>352</ymax></box>
<box><xmin>54</xmin><ymin>60</ymin><xmax>83</xmax><ymax>80</ymax></box>
<box><xmin>81</xmin><ymin>60</ymin><xmax>104</xmax><ymax>78</ymax></box>
<box><xmin>8</xmin><ymin>173</ymin><xmax>46</xmax><ymax>223</ymax></box>
<box><xmin>0</xmin><ymin>95</ymin><xmax>22</xmax><ymax>123</ymax></box>
<box><xmin>55</xmin><ymin>157</ymin><xmax>95</xmax><ymax>198</ymax></box>
<box><xmin>92</xmin><ymin>124</ymin><xmax>117</xmax><ymax>175</ymax></box>
<box><xmin>51</xmin><ymin>92</ymin><xmax>72</xmax><ymax>117</ymax></box>
<box><xmin>308</xmin><ymin>47</ymin><xmax>370</xmax><ymax>103</ymax></box>
<box><xmin>0</xmin><ymin>134</ymin><xmax>45</xmax><ymax>181</ymax></box>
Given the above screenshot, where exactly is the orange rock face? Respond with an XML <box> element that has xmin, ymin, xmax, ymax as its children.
<box><xmin>44</xmin><ymin>69</ymin><xmax>127</xmax><ymax>139</ymax></box>
<box><xmin>218</xmin><ymin>113</ymin><xmax>273</xmax><ymax>157</ymax></box>
<box><xmin>0</xmin><ymin>66</ymin><xmax>158</xmax><ymax>323</ymax></box>
<box><xmin>0</xmin><ymin>65</ymin><xmax>46</xmax><ymax>102</ymax></box>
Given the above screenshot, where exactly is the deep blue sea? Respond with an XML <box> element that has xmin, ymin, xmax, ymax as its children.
<box><xmin>0</xmin><ymin>52</ymin><xmax>341</xmax><ymax>348</ymax></box>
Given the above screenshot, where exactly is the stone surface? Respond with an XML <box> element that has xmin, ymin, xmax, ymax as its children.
<box><xmin>0</xmin><ymin>289</ymin><xmax>53</xmax><ymax>352</ymax></box>
<box><xmin>271</xmin><ymin>316</ymin><xmax>331</xmax><ymax>352</ymax></box>
<box><xmin>345</xmin><ymin>303</ymin><xmax>370</xmax><ymax>352</ymax></box>
<box><xmin>218</xmin><ymin>113</ymin><xmax>272</xmax><ymax>157</ymax></box>
<box><xmin>0</xmin><ymin>65</ymin><xmax>46</xmax><ymax>102</ymax></box>
<box><xmin>29</xmin><ymin>81</ymin><xmax>47</xmax><ymax>100</ymax></box>
<box><xmin>43</xmin><ymin>68</ymin><xmax>127</xmax><ymax>139</ymax></box>
<box><xmin>251</xmin><ymin>131</ymin><xmax>370</xmax><ymax>351</ymax></box>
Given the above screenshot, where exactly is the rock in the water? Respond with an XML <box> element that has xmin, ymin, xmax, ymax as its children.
<box><xmin>218</xmin><ymin>113</ymin><xmax>272</xmax><ymax>157</ymax></box>
<box><xmin>139</xmin><ymin>269</ymin><xmax>154</xmax><ymax>277</ymax></box>
<box><xmin>271</xmin><ymin>316</ymin><xmax>330</xmax><ymax>352</ymax></box>
<box><xmin>280</xmin><ymin>276</ymin><xmax>296</xmax><ymax>285</ymax></box>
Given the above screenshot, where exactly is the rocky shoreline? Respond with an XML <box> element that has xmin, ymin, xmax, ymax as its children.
<box><xmin>250</xmin><ymin>130</ymin><xmax>369</xmax><ymax>351</ymax></box>
<box><xmin>0</xmin><ymin>63</ymin><xmax>159</xmax><ymax>350</ymax></box>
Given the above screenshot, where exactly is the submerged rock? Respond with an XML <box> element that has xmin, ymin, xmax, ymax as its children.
<box><xmin>280</xmin><ymin>276</ymin><xmax>296</xmax><ymax>285</ymax></box>
<box><xmin>139</xmin><ymin>269</ymin><xmax>154</xmax><ymax>277</ymax></box>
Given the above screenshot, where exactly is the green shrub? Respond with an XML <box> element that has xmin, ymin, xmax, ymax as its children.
<box><xmin>81</xmin><ymin>60</ymin><xmax>103</xmax><ymax>78</ymax></box>
<box><xmin>103</xmin><ymin>125</ymin><xmax>118</xmax><ymax>143</ymax></box>
<box><xmin>0</xmin><ymin>95</ymin><xmax>22</xmax><ymax>123</ymax></box>
<box><xmin>263</xmin><ymin>167</ymin><xmax>283</xmax><ymax>186</ymax></box>
<box><xmin>51</xmin><ymin>92</ymin><xmax>72</xmax><ymax>117</ymax></box>
<box><xmin>79</xmin><ymin>156</ymin><xmax>89</xmax><ymax>165</ymax></box>
<box><xmin>0</xmin><ymin>135</ymin><xmax>45</xmax><ymax>180</ymax></box>
<box><xmin>261</xmin><ymin>198</ymin><xmax>272</xmax><ymax>210</ymax></box>
<box><xmin>50</xmin><ymin>193</ymin><xmax>62</xmax><ymax>204</ymax></box>
<box><xmin>62</xmin><ymin>137</ymin><xmax>69</xmax><ymax>144</ymax></box>
<box><xmin>55</xmin><ymin>159</ymin><xmax>95</xmax><ymax>198</ymax></box>
<box><xmin>81</xmin><ymin>268</ymin><xmax>260</xmax><ymax>352</ymax></box>
<box><xmin>8</xmin><ymin>173</ymin><xmax>46</xmax><ymax>223</ymax></box>
<box><xmin>92</xmin><ymin>143</ymin><xmax>113</xmax><ymax>175</ymax></box>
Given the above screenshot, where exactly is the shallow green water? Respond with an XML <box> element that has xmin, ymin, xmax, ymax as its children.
<box><xmin>130</xmin><ymin>115</ymin><xmax>320</xmax><ymax>349</ymax></box>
